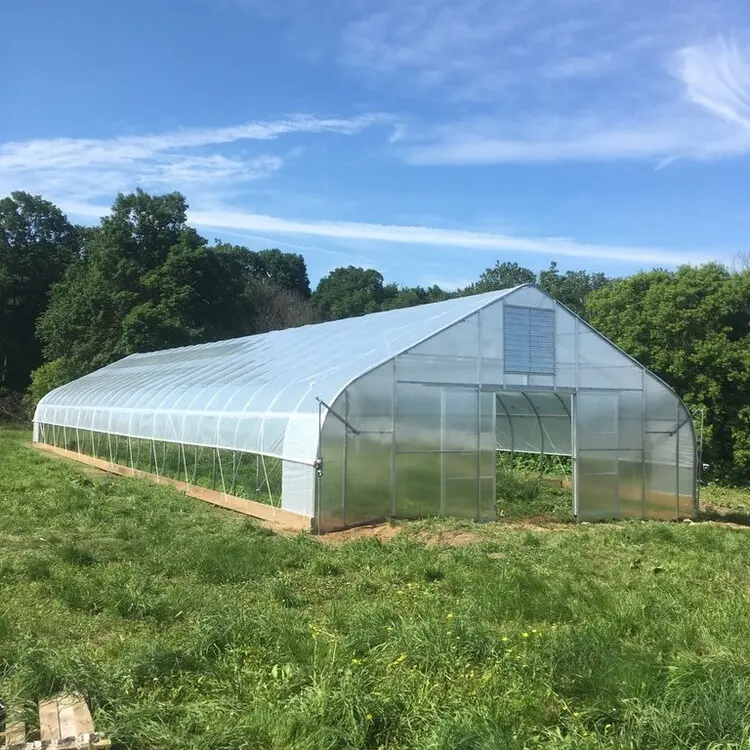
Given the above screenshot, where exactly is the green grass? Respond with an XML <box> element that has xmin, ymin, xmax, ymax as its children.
<box><xmin>496</xmin><ymin>455</ymin><xmax>573</xmax><ymax>522</ymax></box>
<box><xmin>4</xmin><ymin>425</ymin><xmax>750</xmax><ymax>749</ymax></box>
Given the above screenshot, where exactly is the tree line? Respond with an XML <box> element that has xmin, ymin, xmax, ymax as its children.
<box><xmin>1</xmin><ymin>189</ymin><xmax>748</xmax><ymax>483</ymax></box>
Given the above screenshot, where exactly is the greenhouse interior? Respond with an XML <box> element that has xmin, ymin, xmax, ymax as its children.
<box><xmin>33</xmin><ymin>284</ymin><xmax>698</xmax><ymax>532</ymax></box>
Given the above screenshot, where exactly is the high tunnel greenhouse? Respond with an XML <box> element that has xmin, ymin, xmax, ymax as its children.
<box><xmin>33</xmin><ymin>284</ymin><xmax>697</xmax><ymax>531</ymax></box>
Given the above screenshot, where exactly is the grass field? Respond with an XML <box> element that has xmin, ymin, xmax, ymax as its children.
<box><xmin>3</xmin><ymin>425</ymin><xmax>750</xmax><ymax>749</ymax></box>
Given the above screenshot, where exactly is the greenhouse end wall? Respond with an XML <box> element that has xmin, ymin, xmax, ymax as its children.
<box><xmin>316</xmin><ymin>286</ymin><xmax>696</xmax><ymax>531</ymax></box>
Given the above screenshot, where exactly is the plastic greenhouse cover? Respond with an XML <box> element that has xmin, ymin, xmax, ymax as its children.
<box><xmin>35</xmin><ymin>288</ymin><xmax>519</xmax><ymax>466</ymax></box>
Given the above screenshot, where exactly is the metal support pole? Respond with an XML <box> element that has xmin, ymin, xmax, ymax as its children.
<box><xmin>571</xmin><ymin>393</ymin><xmax>579</xmax><ymax>521</ymax></box>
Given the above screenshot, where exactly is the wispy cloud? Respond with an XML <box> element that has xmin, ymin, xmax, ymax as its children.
<box><xmin>397</xmin><ymin>37</ymin><xmax>750</xmax><ymax>165</ymax></box>
<box><xmin>183</xmin><ymin>207</ymin><xmax>726</xmax><ymax>266</ymax></box>
<box><xmin>0</xmin><ymin>114</ymin><xmax>387</xmax><ymax>202</ymax></box>
<box><xmin>676</xmin><ymin>37</ymin><xmax>750</xmax><ymax>131</ymax></box>
<box><xmin>335</xmin><ymin>0</ymin><xmax>750</xmax><ymax>164</ymax></box>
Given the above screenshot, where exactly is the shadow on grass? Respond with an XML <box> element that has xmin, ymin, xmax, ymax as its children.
<box><xmin>696</xmin><ymin>507</ymin><xmax>750</xmax><ymax>527</ymax></box>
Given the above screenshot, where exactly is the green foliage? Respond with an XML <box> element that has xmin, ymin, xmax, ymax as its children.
<box><xmin>35</xmin><ymin>190</ymin><xmax>310</xmax><ymax>381</ymax></box>
<box><xmin>5</xmin><ymin>427</ymin><xmax>750</xmax><ymax>749</ymax></box>
<box><xmin>461</xmin><ymin>261</ymin><xmax>536</xmax><ymax>294</ymax></box>
<box><xmin>26</xmin><ymin>359</ymin><xmax>70</xmax><ymax>411</ymax></box>
<box><xmin>310</xmin><ymin>266</ymin><xmax>392</xmax><ymax>321</ymax></box>
<box><xmin>538</xmin><ymin>261</ymin><xmax>609</xmax><ymax>317</ymax></box>
<box><xmin>0</xmin><ymin>192</ymin><xmax>80</xmax><ymax>391</ymax></box>
<box><xmin>587</xmin><ymin>264</ymin><xmax>750</xmax><ymax>482</ymax></box>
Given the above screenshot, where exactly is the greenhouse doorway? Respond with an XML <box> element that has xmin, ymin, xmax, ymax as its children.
<box><xmin>494</xmin><ymin>390</ymin><xmax>576</xmax><ymax>518</ymax></box>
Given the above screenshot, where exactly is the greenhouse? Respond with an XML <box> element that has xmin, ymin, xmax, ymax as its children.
<box><xmin>33</xmin><ymin>284</ymin><xmax>697</xmax><ymax>532</ymax></box>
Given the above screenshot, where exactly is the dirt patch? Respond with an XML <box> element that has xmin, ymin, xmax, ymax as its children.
<box><xmin>416</xmin><ymin>529</ymin><xmax>486</xmax><ymax>547</ymax></box>
<box><xmin>319</xmin><ymin>517</ymin><xmax>575</xmax><ymax>545</ymax></box>
<box><xmin>319</xmin><ymin>522</ymin><xmax>404</xmax><ymax>544</ymax></box>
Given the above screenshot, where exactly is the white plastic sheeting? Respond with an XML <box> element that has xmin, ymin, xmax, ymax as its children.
<box><xmin>34</xmin><ymin>288</ymin><xmax>518</xmax><ymax>466</ymax></box>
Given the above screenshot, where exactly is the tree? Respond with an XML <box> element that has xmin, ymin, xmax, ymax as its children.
<box><xmin>538</xmin><ymin>261</ymin><xmax>609</xmax><ymax>318</ymax></box>
<box><xmin>460</xmin><ymin>261</ymin><xmax>535</xmax><ymax>295</ymax></box>
<box><xmin>310</xmin><ymin>267</ymin><xmax>391</xmax><ymax>321</ymax></box>
<box><xmin>243</xmin><ymin>248</ymin><xmax>311</xmax><ymax>299</ymax></box>
<box><xmin>381</xmin><ymin>284</ymin><xmax>451</xmax><ymax>311</ymax></box>
<box><xmin>37</xmin><ymin>190</ymin><xmax>255</xmax><ymax>384</ymax></box>
<box><xmin>0</xmin><ymin>192</ymin><xmax>80</xmax><ymax>391</ymax></box>
<box><xmin>586</xmin><ymin>263</ymin><xmax>750</xmax><ymax>481</ymax></box>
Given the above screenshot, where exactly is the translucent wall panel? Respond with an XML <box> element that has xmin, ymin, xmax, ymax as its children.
<box><xmin>554</xmin><ymin>304</ymin><xmax>577</xmax><ymax>389</ymax></box>
<box><xmin>678</xmin><ymin>411</ymin><xmax>696</xmax><ymax>517</ymax></box>
<box><xmin>318</xmin><ymin>408</ymin><xmax>345</xmax><ymax>532</ymax></box>
<box><xmin>395</xmin><ymin>383</ymin><xmax>442</xmax><ymax>452</ymax></box>
<box><xmin>343</xmin><ymin>364</ymin><xmax>394</xmax><ymax>527</ymax></box>
<box><xmin>345</xmin><ymin>431</ymin><xmax>392</xmax><ymax>526</ymax></box>
<box><xmin>281</xmin><ymin>461</ymin><xmax>315</xmax><ymax>516</ymax></box>
<box><xmin>392</xmin><ymin>380</ymin><xmax>491</xmax><ymax>522</ymax></box>
<box><xmin>442</xmin><ymin>452</ymin><xmax>479</xmax><ymax>518</ymax></box>
<box><xmin>441</xmin><ymin>388</ymin><xmax>479</xmax><ymax>452</ymax></box>
<box><xmin>577</xmin><ymin>328</ymin><xmax>643</xmax><ymax>390</ymax></box>
<box><xmin>644</xmin><ymin>376</ymin><xmax>680</xmax><ymax>519</ymax></box>
<box><xmin>395</xmin><ymin>452</ymin><xmax>441</xmax><ymax>518</ymax></box>
<box><xmin>575</xmin><ymin>390</ymin><xmax>643</xmax><ymax>520</ymax></box>
<box><xmin>398</xmin><ymin>315</ymin><xmax>480</xmax><ymax>386</ymax></box>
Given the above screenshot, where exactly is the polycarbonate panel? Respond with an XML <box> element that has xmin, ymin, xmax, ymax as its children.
<box><xmin>575</xmin><ymin>391</ymin><xmax>620</xmax><ymax>520</ymax></box>
<box><xmin>395</xmin><ymin>452</ymin><xmax>441</xmax><ymax>518</ymax></box>
<box><xmin>35</xmin><ymin>288</ymin><xmax>519</xmax><ymax>471</ymax></box>
<box><xmin>347</xmin><ymin>363</ymin><xmax>394</xmax><ymax>434</ymax></box>
<box><xmin>410</xmin><ymin>315</ymin><xmax>479</xmax><ymax>358</ymax></box>
<box><xmin>479</xmin><ymin>305</ymin><xmax>504</xmax><ymax>362</ymax></box>
<box><xmin>577</xmin><ymin>392</ymin><xmax>618</xmax><ymax>451</ymax></box>
<box><xmin>344</xmin><ymin>431</ymin><xmax>392</xmax><ymax>526</ymax></box>
<box><xmin>396</xmin><ymin>383</ymin><xmax>441</xmax><ymax>452</ymax></box>
<box><xmin>441</xmin><ymin>388</ymin><xmax>479</xmax><ymax>452</ymax></box>
<box><xmin>396</xmin><ymin>353</ymin><xmax>480</xmax><ymax>386</ymax></box>
<box><xmin>644</xmin><ymin>374</ymin><xmax>682</xmax><ymax>519</ymax></box>
<box><xmin>318</xmin><ymin>408</ymin><xmax>345</xmax><ymax>531</ymax></box>
<box><xmin>442</xmin><ymin>452</ymin><xmax>479</xmax><ymax>518</ymax></box>
<box><xmin>618</xmin><ymin>455</ymin><xmax>644</xmax><ymax>518</ymax></box>
<box><xmin>577</xmin><ymin>454</ymin><xmax>618</xmax><ymax>519</ymax></box>
<box><xmin>618</xmin><ymin>390</ymin><xmax>644</xmax><ymax>450</ymax></box>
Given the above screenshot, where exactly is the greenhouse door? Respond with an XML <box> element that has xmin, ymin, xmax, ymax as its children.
<box><xmin>573</xmin><ymin>390</ymin><xmax>644</xmax><ymax>520</ymax></box>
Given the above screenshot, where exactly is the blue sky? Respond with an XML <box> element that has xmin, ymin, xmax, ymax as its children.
<box><xmin>3</xmin><ymin>0</ymin><xmax>750</xmax><ymax>288</ymax></box>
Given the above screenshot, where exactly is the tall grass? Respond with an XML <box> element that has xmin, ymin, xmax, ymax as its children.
<box><xmin>3</xmin><ymin>426</ymin><xmax>750</xmax><ymax>748</ymax></box>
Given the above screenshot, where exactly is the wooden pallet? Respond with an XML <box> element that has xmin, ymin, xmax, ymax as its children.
<box><xmin>1</xmin><ymin>694</ymin><xmax>111</xmax><ymax>750</ymax></box>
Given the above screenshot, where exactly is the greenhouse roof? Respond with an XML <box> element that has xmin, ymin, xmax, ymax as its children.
<box><xmin>35</xmin><ymin>287</ymin><xmax>519</xmax><ymax>464</ymax></box>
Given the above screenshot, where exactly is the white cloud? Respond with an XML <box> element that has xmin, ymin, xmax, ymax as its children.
<box><xmin>676</xmin><ymin>37</ymin><xmax>750</xmax><ymax>131</ymax></box>
<box><xmin>336</xmin><ymin>0</ymin><xmax>750</xmax><ymax>164</ymax></box>
<box><xmin>396</xmin><ymin>36</ymin><xmax>750</xmax><ymax>165</ymax></box>
<box><xmin>0</xmin><ymin>115</ymin><xmax>382</xmax><ymax>172</ymax></box>
<box><xmin>0</xmin><ymin>114</ymin><xmax>386</xmax><ymax>202</ymax></box>
<box><xmin>183</xmin><ymin>206</ymin><xmax>725</xmax><ymax>266</ymax></box>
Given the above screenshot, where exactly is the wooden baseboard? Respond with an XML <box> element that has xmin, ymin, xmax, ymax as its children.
<box><xmin>31</xmin><ymin>442</ymin><xmax>312</xmax><ymax>533</ymax></box>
